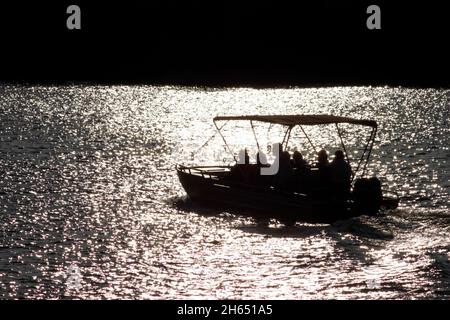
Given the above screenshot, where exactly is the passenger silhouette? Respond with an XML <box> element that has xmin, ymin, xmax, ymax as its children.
<box><xmin>292</xmin><ymin>150</ymin><xmax>307</xmax><ymax>170</ymax></box>
<box><xmin>291</xmin><ymin>150</ymin><xmax>309</xmax><ymax>192</ymax></box>
<box><xmin>330</xmin><ymin>150</ymin><xmax>352</xmax><ymax>201</ymax></box>
<box><xmin>272</xmin><ymin>144</ymin><xmax>292</xmax><ymax>189</ymax></box>
<box><xmin>281</xmin><ymin>151</ymin><xmax>291</xmax><ymax>168</ymax></box>
<box><xmin>317</xmin><ymin>149</ymin><xmax>329</xmax><ymax>168</ymax></box>
<box><xmin>314</xmin><ymin>149</ymin><xmax>331</xmax><ymax>197</ymax></box>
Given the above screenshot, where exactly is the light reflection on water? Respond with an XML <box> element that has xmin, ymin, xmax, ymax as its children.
<box><xmin>0</xmin><ymin>85</ymin><xmax>448</xmax><ymax>299</ymax></box>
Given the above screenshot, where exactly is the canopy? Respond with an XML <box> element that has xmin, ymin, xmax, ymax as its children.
<box><xmin>213</xmin><ymin>114</ymin><xmax>377</xmax><ymax>128</ymax></box>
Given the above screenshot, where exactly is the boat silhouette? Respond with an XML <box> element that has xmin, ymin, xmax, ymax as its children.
<box><xmin>176</xmin><ymin>114</ymin><xmax>399</xmax><ymax>224</ymax></box>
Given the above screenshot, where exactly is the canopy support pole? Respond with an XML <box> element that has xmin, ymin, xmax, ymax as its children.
<box><xmin>299</xmin><ymin>125</ymin><xmax>317</xmax><ymax>154</ymax></box>
<box><xmin>361</xmin><ymin>126</ymin><xmax>377</xmax><ymax>177</ymax></box>
<box><xmin>335</xmin><ymin>123</ymin><xmax>352</xmax><ymax>171</ymax></box>
<box><xmin>250</xmin><ymin>120</ymin><xmax>260</xmax><ymax>150</ymax></box>
<box><xmin>353</xmin><ymin>126</ymin><xmax>376</xmax><ymax>181</ymax></box>
<box><xmin>213</xmin><ymin>120</ymin><xmax>237</xmax><ymax>162</ymax></box>
<box><xmin>281</xmin><ymin>126</ymin><xmax>293</xmax><ymax>150</ymax></box>
<box><xmin>281</xmin><ymin>126</ymin><xmax>290</xmax><ymax>147</ymax></box>
<box><xmin>195</xmin><ymin>121</ymin><xmax>228</xmax><ymax>155</ymax></box>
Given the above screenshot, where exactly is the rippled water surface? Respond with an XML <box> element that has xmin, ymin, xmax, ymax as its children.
<box><xmin>0</xmin><ymin>84</ymin><xmax>448</xmax><ymax>299</ymax></box>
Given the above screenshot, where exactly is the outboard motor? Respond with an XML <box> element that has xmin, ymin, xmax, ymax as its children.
<box><xmin>352</xmin><ymin>177</ymin><xmax>382</xmax><ymax>215</ymax></box>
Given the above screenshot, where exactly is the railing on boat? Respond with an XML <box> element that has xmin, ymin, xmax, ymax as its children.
<box><xmin>176</xmin><ymin>164</ymin><xmax>311</xmax><ymax>199</ymax></box>
<box><xmin>176</xmin><ymin>164</ymin><xmax>232</xmax><ymax>179</ymax></box>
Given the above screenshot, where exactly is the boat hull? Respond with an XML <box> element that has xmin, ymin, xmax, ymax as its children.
<box><xmin>177</xmin><ymin>168</ymin><xmax>359</xmax><ymax>224</ymax></box>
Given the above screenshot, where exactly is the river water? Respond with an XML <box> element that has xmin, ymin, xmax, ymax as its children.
<box><xmin>0</xmin><ymin>84</ymin><xmax>448</xmax><ymax>299</ymax></box>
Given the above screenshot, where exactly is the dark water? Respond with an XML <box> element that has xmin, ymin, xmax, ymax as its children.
<box><xmin>0</xmin><ymin>84</ymin><xmax>448</xmax><ymax>299</ymax></box>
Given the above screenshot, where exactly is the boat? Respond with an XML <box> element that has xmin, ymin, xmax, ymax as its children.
<box><xmin>176</xmin><ymin>114</ymin><xmax>399</xmax><ymax>224</ymax></box>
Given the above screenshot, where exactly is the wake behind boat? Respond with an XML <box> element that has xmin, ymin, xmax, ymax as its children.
<box><xmin>176</xmin><ymin>114</ymin><xmax>399</xmax><ymax>224</ymax></box>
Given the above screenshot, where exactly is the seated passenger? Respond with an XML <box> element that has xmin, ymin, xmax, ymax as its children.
<box><xmin>330</xmin><ymin>150</ymin><xmax>352</xmax><ymax>200</ymax></box>
<box><xmin>317</xmin><ymin>149</ymin><xmax>329</xmax><ymax>169</ymax></box>
<box><xmin>292</xmin><ymin>150</ymin><xmax>307</xmax><ymax>170</ymax></box>
<box><xmin>272</xmin><ymin>144</ymin><xmax>293</xmax><ymax>189</ymax></box>
<box><xmin>281</xmin><ymin>151</ymin><xmax>292</xmax><ymax>168</ymax></box>
<box><xmin>313</xmin><ymin>149</ymin><xmax>331</xmax><ymax>197</ymax></box>
<box><xmin>291</xmin><ymin>151</ymin><xmax>309</xmax><ymax>192</ymax></box>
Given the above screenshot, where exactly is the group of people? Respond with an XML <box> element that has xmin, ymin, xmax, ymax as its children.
<box><xmin>229</xmin><ymin>143</ymin><xmax>353</xmax><ymax>201</ymax></box>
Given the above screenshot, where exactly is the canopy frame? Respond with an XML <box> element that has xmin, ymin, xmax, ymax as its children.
<box><xmin>213</xmin><ymin>114</ymin><xmax>377</xmax><ymax>128</ymax></box>
<box><xmin>212</xmin><ymin>114</ymin><xmax>378</xmax><ymax>181</ymax></box>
